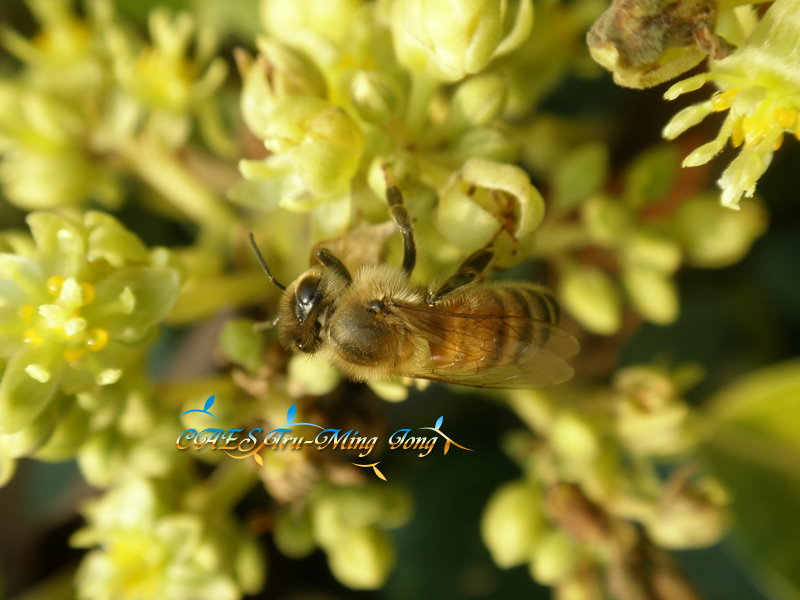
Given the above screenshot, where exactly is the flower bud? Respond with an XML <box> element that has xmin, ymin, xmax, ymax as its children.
<box><xmin>673</xmin><ymin>194</ymin><xmax>767</xmax><ymax>268</ymax></box>
<box><xmin>450</xmin><ymin>73</ymin><xmax>508</xmax><ymax>128</ymax></box>
<box><xmin>261</xmin><ymin>0</ymin><xmax>363</xmax><ymax>48</ymax></box>
<box><xmin>274</xmin><ymin>508</ymin><xmax>316</xmax><ymax>558</ymax></box>
<box><xmin>326</xmin><ymin>527</ymin><xmax>395</xmax><ymax>589</ymax></box>
<box><xmin>312</xmin><ymin>492</ymin><xmax>349</xmax><ymax>549</ymax></box>
<box><xmin>287</xmin><ymin>353</ymin><xmax>340</xmax><ymax>397</ymax></box>
<box><xmin>451</xmin><ymin>125</ymin><xmax>521</xmax><ymax>163</ymax></box>
<box><xmin>335</xmin><ymin>486</ymin><xmax>384</xmax><ymax>528</ymax></box>
<box><xmin>551</xmin><ymin>412</ymin><xmax>599</xmax><ymax>467</ymax></box>
<box><xmin>581</xmin><ymin>196</ymin><xmax>632</xmax><ymax>245</ymax></box>
<box><xmin>623</xmin><ymin>144</ymin><xmax>680</xmax><ymax>207</ymax></box>
<box><xmin>259</xmin><ymin>97</ymin><xmax>365</xmax><ymax>197</ymax></box>
<box><xmin>238</xmin><ymin>45</ymin><xmax>325</xmax><ymax>139</ymax></box>
<box><xmin>219</xmin><ymin>318</ymin><xmax>264</xmax><ymax>373</ymax></box>
<box><xmin>481</xmin><ymin>479</ymin><xmax>543</xmax><ymax>568</ymax></box>
<box><xmin>559</xmin><ymin>264</ymin><xmax>621</xmax><ymax>335</ymax></box>
<box><xmin>529</xmin><ymin>530</ymin><xmax>580</xmax><ymax>585</ymax></box>
<box><xmin>646</xmin><ymin>475</ymin><xmax>728</xmax><ymax>549</ymax></box>
<box><xmin>553</xmin><ymin>143</ymin><xmax>609</xmax><ymax>212</ymax></box>
<box><xmin>622</xmin><ymin>264</ymin><xmax>679</xmax><ymax>325</ymax></box>
<box><xmin>235</xmin><ymin>536</ymin><xmax>266</xmax><ymax>594</ymax></box>
<box><xmin>556</xmin><ymin>573</ymin><xmax>604</xmax><ymax>600</ymax></box>
<box><xmin>614</xmin><ymin>367</ymin><xmax>694</xmax><ymax>455</ymax></box>
<box><xmin>390</xmin><ymin>0</ymin><xmax>533</xmax><ymax>82</ymax></box>
<box><xmin>256</xmin><ymin>37</ymin><xmax>327</xmax><ymax>98</ymax></box>
<box><xmin>614</xmin><ymin>366</ymin><xmax>676</xmax><ymax>410</ymax></box>
<box><xmin>350</xmin><ymin>70</ymin><xmax>404</xmax><ymax>124</ymax></box>
<box><xmin>375</xmin><ymin>485</ymin><xmax>413</xmax><ymax>529</ymax></box>
<box><xmin>622</xmin><ymin>232</ymin><xmax>682</xmax><ymax>274</ymax></box>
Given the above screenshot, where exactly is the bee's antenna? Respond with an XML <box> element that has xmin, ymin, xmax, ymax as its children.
<box><xmin>248</xmin><ymin>232</ymin><xmax>287</xmax><ymax>291</ymax></box>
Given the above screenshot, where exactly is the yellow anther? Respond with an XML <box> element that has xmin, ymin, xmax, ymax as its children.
<box><xmin>80</xmin><ymin>282</ymin><xmax>96</xmax><ymax>305</ymax></box>
<box><xmin>18</xmin><ymin>304</ymin><xmax>37</xmax><ymax>323</ymax></box>
<box><xmin>773</xmin><ymin>134</ymin><xmax>784</xmax><ymax>152</ymax></box>
<box><xmin>711</xmin><ymin>89</ymin><xmax>737</xmax><ymax>112</ymax></box>
<box><xmin>731</xmin><ymin>118</ymin><xmax>745</xmax><ymax>148</ymax></box>
<box><xmin>774</xmin><ymin>107</ymin><xmax>797</xmax><ymax>129</ymax></box>
<box><xmin>47</xmin><ymin>275</ymin><xmax>65</xmax><ymax>297</ymax></box>
<box><xmin>64</xmin><ymin>348</ymin><xmax>86</xmax><ymax>364</ymax></box>
<box><xmin>24</xmin><ymin>329</ymin><xmax>44</xmax><ymax>347</ymax></box>
<box><xmin>85</xmin><ymin>328</ymin><xmax>109</xmax><ymax>352</ymax></box>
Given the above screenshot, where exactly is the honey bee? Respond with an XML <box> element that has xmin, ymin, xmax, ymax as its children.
<box><xmin>249</xmin><ymin>183</ymin><xmax>579</xmax><ymax>388</ymax></box>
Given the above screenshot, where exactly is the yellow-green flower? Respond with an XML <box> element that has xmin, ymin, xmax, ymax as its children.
<box><xmin>306</xmin><ymin>483</ymin><xmax>410</xmax><ymax>589</ymax></box>
<box><xmin>0</xmin><ymin>212</ymin><xmax>181</xmax><ymax>434</ymax></box>
<box><xmin>0</xmin><ymin>84</ymin><xmax>120</xmax><ymax>210</ymax></box>
<box><xmin>0</xmin><ymin>0</ymin><xmax>113</xmax><ymax>99</ymax></box>
<box><xmin>663</xmin><ymin>0</ymin><xmax>800</xmax><ymax>209</ymax></box>
<box><xmin>108</xmin><ymin>8</ymin><xmax>227</xmax><ymax>147</ymax></box>
<box><xmin>73</xmin><ymin>478</ymin><xmax>264</xmax><ymax>600</ymax></box>
<box><xmin>389</xmin><ymin>0</ymin><xmax>533</xmax><ymax>82</ymax></box>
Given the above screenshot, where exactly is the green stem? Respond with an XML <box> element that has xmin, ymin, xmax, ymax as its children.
<box><xmin>157</xmin><ymin>376</ymin><xmax>240</xmax><ymax>407</ymax></box>
<box><xmin>120</xmin><ymin>138</ymin><xmax>237</xmax><ymax>243</ymax></box>
<box><xmin>167</xmin><ymin>270</ymin><xmax>275</xmax><ymax>325</ymax></box>
<box><xmin>204</xmin><ymin>459</ymin><xmax>258</xmax><ymax>514</ymax></box>
<box><xmin>406</xmin><ymin>71</ymin><xmax>438</xmax><ymax>139</ymax></box>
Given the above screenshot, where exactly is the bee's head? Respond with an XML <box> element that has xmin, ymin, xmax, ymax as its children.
<box><xmin>276</xmin><ymin>267</ymin><xmax>333</xmax><ymax>353</ymax></box>
<box><xmin>248</xmin><ymin>233</ymin><xmax>348</xmax><ymax>354</ymax></box>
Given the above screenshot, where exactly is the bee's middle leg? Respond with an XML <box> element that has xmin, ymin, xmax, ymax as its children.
<box><xmin>426</xmin><ymin>246</ymin><xmax>494</xmax><ymax>305</ymax></box>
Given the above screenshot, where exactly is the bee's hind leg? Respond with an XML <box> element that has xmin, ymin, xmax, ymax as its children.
<box><xmin>383</xmin><ymin>170</ymin><xmax>417</xmax><ymax>277</ymax></box>
<box><xmin>426</xmin><ymin>246</ymin><xmax>494</xmax><ymax>306</ymax></box>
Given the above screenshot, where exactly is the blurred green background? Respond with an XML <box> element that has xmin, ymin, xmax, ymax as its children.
<box><xmin>1</xmin><ymin>0</ymin><xmax>800</xmax><ymax>599</ymax></box>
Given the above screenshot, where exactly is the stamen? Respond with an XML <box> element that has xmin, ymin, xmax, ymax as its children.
<box><xmin>85</xmin><ymin>328</ymin><xmax>109</xmax><ymax>352</ymax></box>
<box><xmin>711</xmin><ymin>89</ymin><xmax>737</xmax><ymax>112</ymax></box>
<box><xmin>47</xmin><ymin>274</ymin><xmax>65</xmax><ymax>297</ymax></box>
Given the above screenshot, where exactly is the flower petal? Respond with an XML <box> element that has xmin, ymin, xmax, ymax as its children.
<box><xmin>0</xmin><ymin>345</ymin><xmax>61</xmax><ymax>434</ymax></box>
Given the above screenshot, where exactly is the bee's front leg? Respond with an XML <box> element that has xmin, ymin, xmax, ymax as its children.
<box><xmin>314</xmin><ymin>247</ymin><xmax>353</xmax><ymax>285</ymax></box>
<box><xmin>383</xmin><ymin>171</ymin><xmax>417</xmax><ymax>277</ymax></box>
<box><xmin>426</xmin><ymin>247</ymin><xmax>494</xmax><ymax>306</ymax></box>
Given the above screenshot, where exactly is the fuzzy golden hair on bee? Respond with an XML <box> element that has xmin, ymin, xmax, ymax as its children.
<box><xmin>248</xmin><ymin>184</ymin><xmax>579</xmax><ymax>389</ymax></box>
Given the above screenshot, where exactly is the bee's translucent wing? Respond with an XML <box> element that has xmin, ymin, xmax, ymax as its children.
<box><xmin>388</xmin><ymin>300</ymin><xmax>579</xmax><ymax>388</ymax></box>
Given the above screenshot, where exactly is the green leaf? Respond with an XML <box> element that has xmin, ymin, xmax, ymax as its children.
<box><xmin>704</xmin><ymin>360</ymin><xmax>800</xmax><ymax>600</ymax></box>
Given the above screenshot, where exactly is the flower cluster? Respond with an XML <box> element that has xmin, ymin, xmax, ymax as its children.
<box><xmin>234</xmin><ymin>0</ymin><xmax>544</xmax><ymax>266</ymax></box>
<box><xmin>588</xmin><ymin>0</ymin><xmax>800</xmax><ymax>209</ymax></box>
<box><xmin>0</xmin><ymin>212</ymin><xmax>181</xmax><ymax>433</ymax></box>
<box><xmin>0</xmin><ymin>0</ymin><xmax>792</xmax><ymax>597</ymax></box>
<box><xmin>73</xmin><ymin>478</ymin><xmax>264</xmax><ymax>600</ymax></box>
<box><xmin>0</xmin><ymin>212</ymin><xmax>181</xmax><ymax>485</ymax></box>
<box><xmin>273</xmin><ymin>483</ymin><xmax>411</xmax><ymax>589</ymax></box>
<box><xmin>528</xmin><ymin>141</ymin><xmax>766</xmax><ymax>334</ymax></box>
<box><xmin>482</xmin><ymin>365</ymin><xmax>729</xmax><ymax>595</ymax></box>
<box><xmin>0</xmin><ymin>0</ymin><xmax>234</xmax><ymax>232</ymax></box>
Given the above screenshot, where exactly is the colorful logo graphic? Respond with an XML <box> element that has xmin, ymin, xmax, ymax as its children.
<box><xmin>176</xmin><ymin>396</ymin><xmax>472</xmax><ymax>480</ymax></box>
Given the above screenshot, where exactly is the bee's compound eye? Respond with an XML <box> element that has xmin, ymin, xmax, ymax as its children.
<box><xmin>296</xmin><ymin>277</ymin><xmax>319</xmax><ymax>306</ymax></box>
